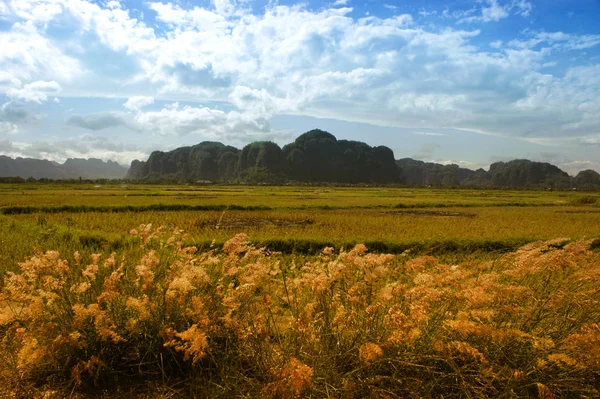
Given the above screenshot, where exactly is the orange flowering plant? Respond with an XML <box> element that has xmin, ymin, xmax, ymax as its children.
<box><xmin>1</xmin><ymin>225</ymin><xmax>599</xmax><ymax>398</ymax></box>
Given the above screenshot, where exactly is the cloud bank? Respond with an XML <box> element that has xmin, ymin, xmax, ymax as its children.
<box><xmin>0</xmin><ymin>0</ymin><xmax>598</xmax><ymax>169</ymax></box>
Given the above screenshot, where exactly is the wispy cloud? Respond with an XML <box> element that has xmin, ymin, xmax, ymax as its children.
<box><xmin>66</xmin><ymin>112</ymin><xmax>134</xmax><ymax>132</ymax></box>
<box><xmin>418</xmin><ymin>9</ymin><xmax>437</xmax><ymax>17</ymax></box>
<box><xmin>124</xmin><ymin>96</ymin><xmax>154</xmax><ymax>112</ymax></box>
<box><xmin>508</xmin><ymin>31</ymin><xmax>600</xmax><ymax>51</ymax></box>
<box><xmin>447</xmin><ymin>0</ymin><xmax>533</xmax><ymax>24</ymax></box>
<box><xmin>412</xmin><ymin>132</ymin><xmax>447</xmax><ymax>137</ymax></box>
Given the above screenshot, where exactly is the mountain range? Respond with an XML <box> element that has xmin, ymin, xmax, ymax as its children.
<box><xmin>1</xmin><ymin>129</ymin><xmax>599</xmax><ymax>189</ymax></box>
<box><xmin>0</xmin><ymin>156</ymin><xmax>128</xmax><ymax>180</ymax></box>
<box><xmin>127</xmin><ymin>129</ymin><xmax>600</xmax><ymax>189</ymax></box>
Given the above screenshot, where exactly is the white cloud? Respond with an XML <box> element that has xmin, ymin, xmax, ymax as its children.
<box><xmin>133</xmin><ymin>103</ymin><xmax>270</xmax><ymax>139</ymax></box>
<box><xmin>0</xmin><ymin>21</ymin><xmax>83</xmax><ymax>82</ymax></box>
<box><xmin>0</xmin><ymin>139</ymin><xmax>15</xmax><ymax>152</ymax></box>
<box><xmin>7</xmin><ymin>80</ymin><xmax>61</xmax><ymax>103</ymax></box>
<box><xmin>149</xmin><ymin>2</ymin><xmax>230</xmax><ymax>31</ymax></box>
<box><xmin>63</xmin><ymin>0</ymin><xmax>156</xmax><ymax>54</ymax></box>
<box><xmin>0</xmin><ymin>0</ymin><xmax>597</xmax><ymax>151</ymax></box>
<box><xmin>106</xmin><ymin>1</ymin><xmax>121</xmax><ymax>10</ymax></box>
<box><xmin>56</xmin><ymin>133</ymin><xmax>145</xmax><ymax>165</ymax></box>
<box><xmin>333</xmin><ymin>0</ymin><xmax>349</xmax><ymax>6</ymax></box>
<box><xmin>419</xmin><ymin>9</ymin><xmax>437</xmax><ymax>17</ymax></box>
<box><xmin>130</xmin><ymin>3</ymin><xmax>600</xmax><ymax>142</ymax></box>
<box><xmin>0</xmin><ymin>72</ymin><xmax>22</xmax><ymax>91</ymax></box>
<box><xmin>510</xmin><ymin>65</ymin><xmax>600</xmax><ymax>138</ymax></box>
<box><xmin>0</xmin><ymin>136</ymin><xmax>146</xmax><ymax>166</ymax></box>
<box><xmin>0</xmin><ymin>101</ymin><xmax>39</xmax><ymax>132</ymax></box>
<box><xmin>558</xmin><ymin>160</ymin><xmax>600</xmax><ymax>177</ymax></box>
<box><xmin>581</xmin><ymin>136</ymin><xmax>600</xmax><ymax>146</ymax></box>
<box><xmin>123</xmin><ymin>96</ymin><xmax>154</xmax><ymax>111</ymax></box>
<box><xmin>2</xmin><ymin>0</ymin><xmax>157</xmax><ymax>71</ymax></box>
<box><xmin>513</xmin><ymin>0</ymin><xmax>532</xmax><ymax>17</ymax></box>
<box><xmin>453</xmin><ymin>0</ymin><xmax>532</xmax><ymax>24</ymax></box>
<box><xmin>4</xmin><ymin>0</ymin><xmax>64</xmax><ymax>24</ymax></box>
<box><xmin>0</xmin><ymin>1</ymin><xmax>9</xmax><ymax>16</ymax></box>
<box><xmin>67</xmin><ymin>100</ymin><xmax>276</xmax><ymax>144</ymax></box>
<box><xmin>0</xmin><ymin>122</ymin><xmax>18</xmax><ymax>135</ymax></box>
<box><xmin>508</xmin><ymin>31</ymin><xmax>600</xmax><ymax>51</ymax></box>
<box><xmin>481</xmin><ymin>0</ymin><xmax>509</xmax><ymax>22</ymax></box>
<box><xmin>229</xmin><ymin>86</ymin><xmax>280</xmax><ymax>118</ymax></box>
<box><xmin>212</xmin><ymin>0</ymin><xmax>239</xmax><ymax>17</ymax></box>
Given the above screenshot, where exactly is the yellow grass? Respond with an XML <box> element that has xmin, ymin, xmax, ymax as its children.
<box><xmin>1</xmin><ymin>185</ymin><xmax>600</xmax><ymax>396</ymax></box>
<box><xmin>7</xmin><ymin>206</ymin><xmax>600</xmax><ymax>251</ymax></box>
<box><xmin>1</xmin><ymin>225</ymin><xmax>599</xmax><ymax>397</ymax></box>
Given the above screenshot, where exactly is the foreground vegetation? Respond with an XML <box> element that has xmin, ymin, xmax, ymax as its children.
<box><xmin>1</xmin><ymin>225</ymin><xmax>599</xmax><ymax>398</ymax></box>
<box><xmin>1</xmin><ymin>184</ymin><xmax>599</xmax><ymax>397</ymax></box>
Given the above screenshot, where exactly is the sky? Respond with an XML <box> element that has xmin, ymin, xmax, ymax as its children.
<box><xmin>0</xmin><ymin>0</ymin><xmax>599</xmax><ymax>175</ymax></box>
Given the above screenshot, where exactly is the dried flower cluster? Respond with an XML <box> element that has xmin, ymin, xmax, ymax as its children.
<box><xmin>1</xmin><ymin>225</ymin><xmax>599</xmax><ymax>397</ymax></box>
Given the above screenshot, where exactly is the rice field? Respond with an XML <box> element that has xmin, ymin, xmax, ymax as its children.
<box><xmin>0</xmin><ymin>183</ymin><xmax>587</xmax><ymax>208</ymax></box>
<box><xmin>0</xmin><ymin>184</ymin><xmax>598</xmax><ymax>267</ymax></box>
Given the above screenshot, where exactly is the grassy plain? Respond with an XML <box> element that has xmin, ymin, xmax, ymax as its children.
<box><xmin>0</xmin><ymin>183</ymin><xmax>599</xmax><ymax>268</ymax></box>
<box><xmin>1</xmin><ymin>183</ymin><xmax>599</xmax><ymax>397</ymax></box>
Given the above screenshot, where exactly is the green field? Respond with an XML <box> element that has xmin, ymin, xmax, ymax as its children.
<box><xmin>1</xmin><ymin>184</ymin><xmax>600</xmax><ymax>397</ymax></box>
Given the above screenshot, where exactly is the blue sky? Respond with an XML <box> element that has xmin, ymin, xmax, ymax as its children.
<box><xmin>0</xmin><ymin>0</ymin><xmax>599</xmax><ymax>174</ymax></box>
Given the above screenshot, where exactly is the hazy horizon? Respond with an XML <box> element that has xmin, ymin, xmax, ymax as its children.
<box><xmin>1</xmin><ymin>0</ymin><xmax>599</xmax><ymax>175</ymax></box>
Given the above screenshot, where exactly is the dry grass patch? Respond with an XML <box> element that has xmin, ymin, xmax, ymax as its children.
<box><xmin>1</xmin><ymin>225</ymin><xmax>599</xmax><ymax>397</ymax></box>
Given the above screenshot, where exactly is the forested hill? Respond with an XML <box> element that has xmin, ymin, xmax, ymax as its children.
<box><xmin>127</xmin><ymin>129</ymin><xmax>402</xmax><ymax>184</ymax></box>
<box><xmin>2</xmin><ymin>129</ymin><xmax>595</xmax><ymax>188</ymax></box>
<box><xmin>0</xmin><ymin>156</ymin><xmax>128</xmax><ymax>180</ymax></box>
<box><xmin>127</xmin><ymin>129</ymin><xmax>600</xmax><ymax>188</ymax></box>
<box><xmin>397</xmin><ymin>158</ymin><xmax>600</xmax><ymax>189</ymax></box>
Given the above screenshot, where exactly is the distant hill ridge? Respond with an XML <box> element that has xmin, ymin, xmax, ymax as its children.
<box><xmin>2</xmin><ymin>129</ymin><xmax>599</xmax><ymax>188</ymax></box>
<box><xmin>396</xmin><ymin>158</ymin><xmax>600</xmax><ymax>189</ymax></box>
<box><xmin>127</xmin><ymin>129</ymin><xmax>600</xmax><ymax>189</ymax></box>
<box><xmin>127</xmin><ymin>129</ymin><xmax>402</xmax><ymax>184</ymax></box>
<box><xmin>0</xmin><ymin>156</ymin><xmax>128</xmax><ymax>179</ymax></box>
